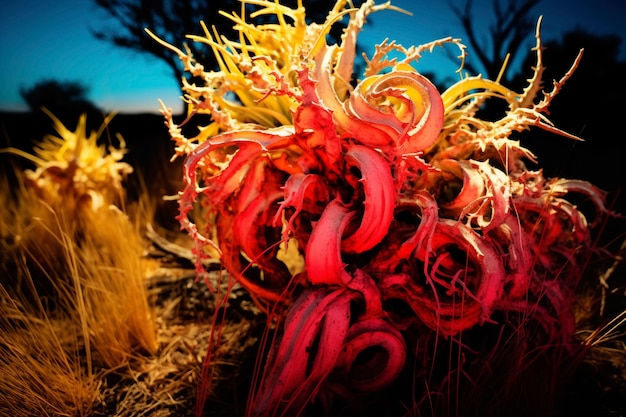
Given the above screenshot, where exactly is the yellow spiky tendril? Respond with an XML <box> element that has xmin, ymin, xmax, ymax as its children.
<box><xmin>433</xmin><ymin>16</ymin><xmax>584</xmax><ymax>171</ymax></box>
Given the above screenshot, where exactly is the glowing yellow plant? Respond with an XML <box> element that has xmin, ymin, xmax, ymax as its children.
<box><xmin>3</xmin><ymin>108</ymin><xmax>133</xmax><ymax>213</ymax></box>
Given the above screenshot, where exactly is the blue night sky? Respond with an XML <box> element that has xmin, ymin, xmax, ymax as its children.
<box><xmin>1</xmin><ymin>0</ymin><xmax>625</xmax><ymax>114</ymax></box>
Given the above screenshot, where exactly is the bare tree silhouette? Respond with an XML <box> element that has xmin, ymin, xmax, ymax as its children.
<box><xmin>91</xmin><ymin>0</ymin><xmax>362</xmax><ymax>85</ymax></box>
<box><xmin>448</xmin><ymin>0</ymin><xmax>540</xmax><ymax>83</ymax></box>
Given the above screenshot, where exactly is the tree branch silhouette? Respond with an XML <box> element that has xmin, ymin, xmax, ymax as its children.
<box><xmin>91</xmin><ymin>0</ymin><xmax>358</xmax><ymax>86</ymax></box>
<box><xmin>448</xmin><ymin>0</ymin><xmax>540</xmax><ymax>82</ymax></box>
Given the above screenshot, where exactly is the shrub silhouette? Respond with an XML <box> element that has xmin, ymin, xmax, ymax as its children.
<box><xmin>19</xmin><ymin>80</ymin><xmax>102</xmax><ymax>125</ymax></box>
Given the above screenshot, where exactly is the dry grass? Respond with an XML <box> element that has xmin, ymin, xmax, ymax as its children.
<box><xmin>0</xmin><ymin>169</ymin><xmax>158</xmax><ymax>412</ymax></box>
<box><xmin>0</xmin><ymin>116</ymin><xmax>259</xmax><ymax>416</ymax></box>
<box><xmin>0</xmin><ymin>280</ymin><xmax>101</xmax><ymax>417</ymax></box>
<box><xmin>0</xmin><ymin>112</ymin><xmax>161</xmax><ymax>415</ymax></box>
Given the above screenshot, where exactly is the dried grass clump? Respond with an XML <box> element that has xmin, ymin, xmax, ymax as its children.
<box><xmin>0</xmin><ymin>112</ymin><xmax>159</xmax><ymax>414</ymax></box>
<box><xmin>0</xmin><ymin>281</ymin><xmax>101</xmax><ymax>417</ymax></box>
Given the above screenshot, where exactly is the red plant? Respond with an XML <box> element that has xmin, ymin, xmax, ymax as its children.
<box><xmin>152</xmin><ymin>1</ymin><xmax>613</xmax><ymax>415</ymax></box>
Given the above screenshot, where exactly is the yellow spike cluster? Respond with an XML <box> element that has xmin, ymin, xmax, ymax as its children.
<box><xmin>11</xmin><ymin>110</ymin><xmax>133</xmax><ymax>212</ymax></box>
<box><xmin>148</xmin><ymin>0</ymin><xmax>408</xmax><ymax>158</ymax></box>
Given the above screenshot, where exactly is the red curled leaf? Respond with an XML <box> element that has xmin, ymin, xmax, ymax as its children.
<box><xmin>368</xmin><ymin>191</ymin><xmax>439</xmax><ymax>276</ymax></box>
<box><xmin>294</xmin><ymin>66</ymin><xmax>343</xmax><ymax>173</ymax></box>
<box><xmin>177</xmin><ymin>136</ymin><xmax>268</xmax><ymax>285</ymax></box>
<box><xmin>250</xmin><ymin>287</ymin><xmax>354</xmax><ymax>416</ymax></box>
<box><xmin>274</xmin><ymin>172</ymin><xmax>329</xmax><ymax>233</ymax></box>
<box><xmin>305</xmin><ymin>198</ymin><xmax>354</xmax><ymax>285</ymax></box>
<box><xmin>344</xmin><ymin>268</ymin><xmax>383</xmax><ymax>318</ymax></box>
<box><xmin>178</xmin><ymin>140</ymin><xmax>262</xmax><ymax>227</ymax></box>
<box><xmin>177</xmin><ymin>130</ymin><xmax>294</xmax><ymax>245</ymax></box>
<box><xmin>514</xmin><ymin>178</ymin><xmax>602</xmax><ymax>276</ymax></box>
<box><xmin>215</xmin><ymin>208</ymin><xmax>285</xmax><ymax>306</ymax></box>
<box><xmin>436</xmin><ymin>159</ymin><xmax>485</xmax><ymax>213</ymax></box>
<box><xmin>470</xmin><ymin>160</ymin><xmax>511</xmax><ymax>232</ymax></box>
<box><xmin>312</xmin><ymin>45</ymin><xmax>395</xmax><ymax>148</ymax></box>
<box><xmin>379</xmin><ymin>219</ymin><xmax>505</xmax><ymax>336</ymax></box>
<box><xmin>335</xmin><ymin>318</ymin><xmax>407</xmax><ymax>393</ymax></box>
<box><xmin>233</xmin><ymin>185</ymin><xmax>291</xmax><ymax>287</ymax></box>
<box><xmin>487</xmin><ymin>213</ymin><xmax>534</xmax><ymax>299</ymax></box>
<box><xmin>341</xmin><ymin>145</ymin><xmax>396</xmax><ymax>254</ymax></box>
<box><xmin>347</xmin><ymin>67</ymin><xmax>445</xmax><ymax>152</ymax></box>
<box><xmin>420</xmin><ymin>219</ymin><xmax>505</xmax><ymax>331</ymax></box>
<box><xmin>545</xmin><ymin>178</ymin><xmax>608</xmax><ymax>227</ymax></box>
